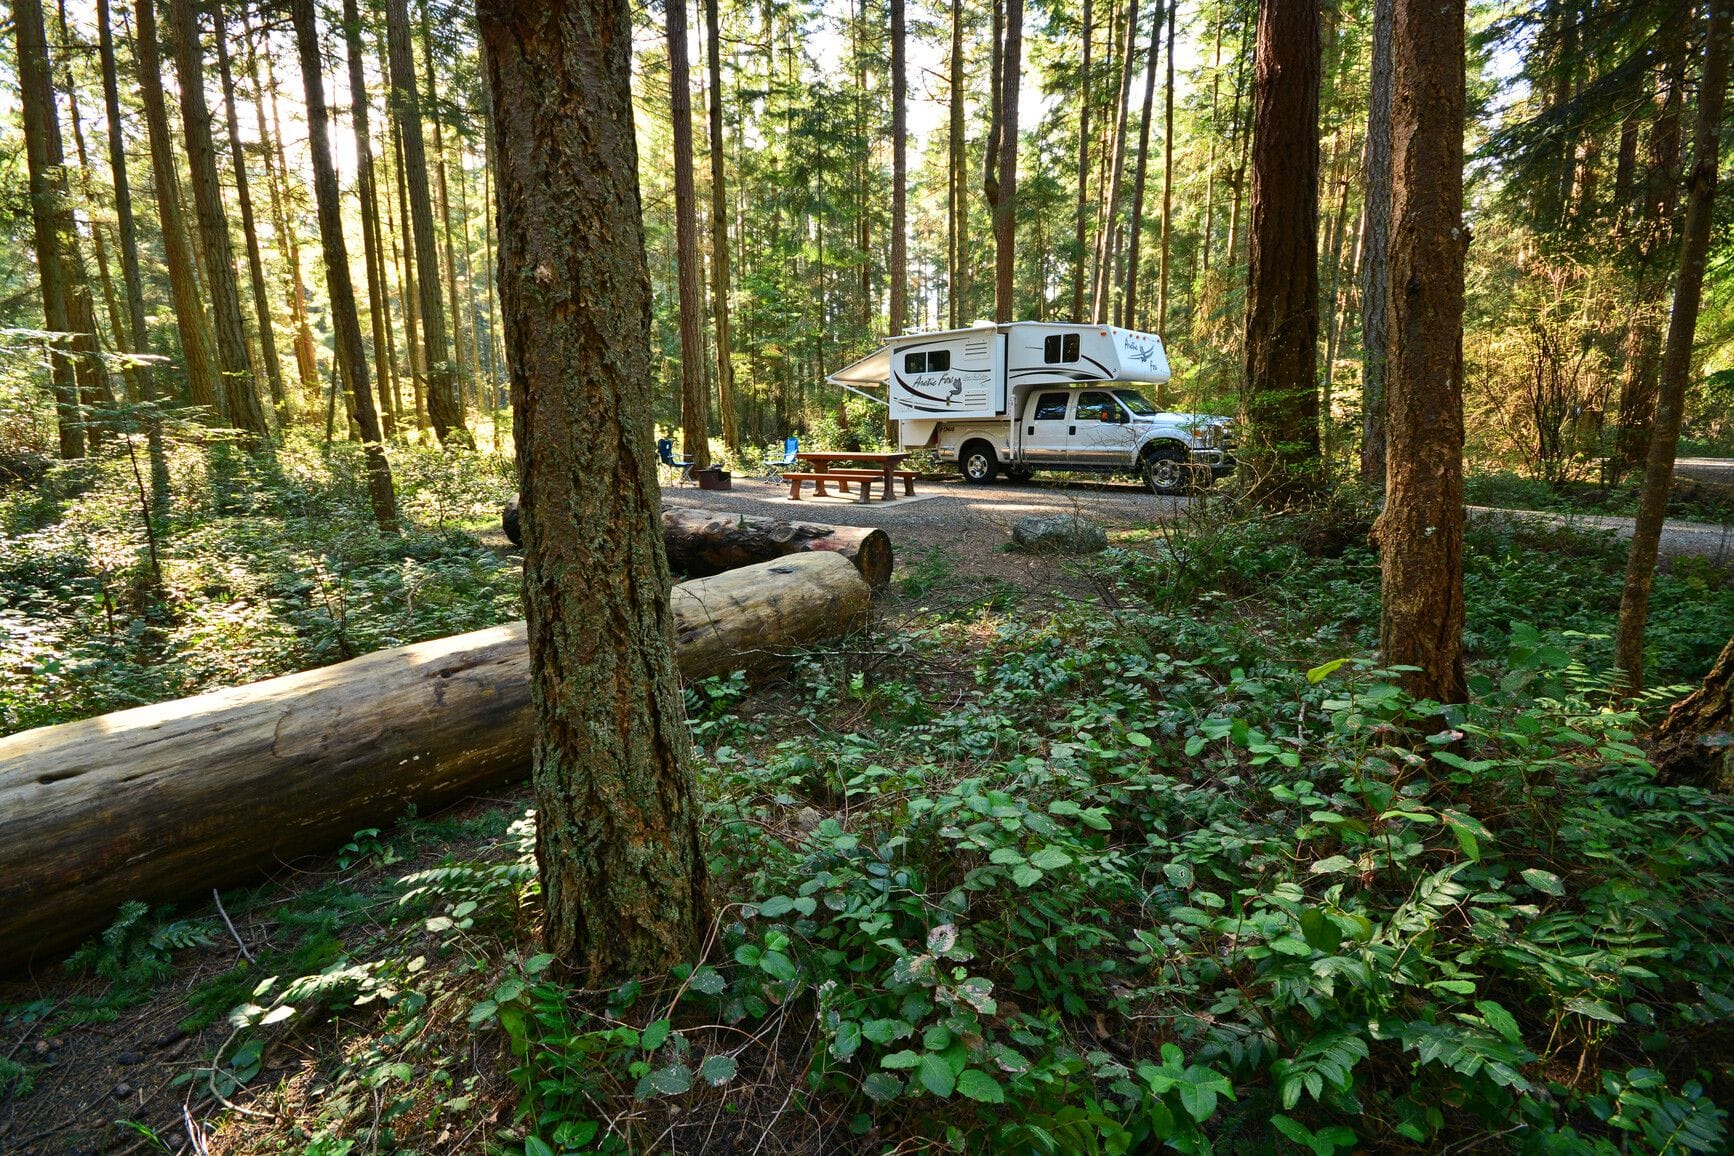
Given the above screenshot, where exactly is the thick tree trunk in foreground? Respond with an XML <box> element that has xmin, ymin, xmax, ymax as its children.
<box><xmin>1650</xmin><ymin>636</ymin><xmax>1734</xmax><ymax>789</ymax></box>
<box><xmin>949</xmin><ymin>0</ymin><xmax>968</xmax><ymax>328</ymax></box>
<box><xmin>1615</xmin><ymin>0</ymin><xmax>1730</xmax><ymax>693</ymax></box>
<box><xmin>480</xmin><ymin>0</ymin><xmax>709</xmax><ymax>983</ymax></box>
<box><xmin>1371</xmin><ymin>0</ymin><xmax>1467</xmax><ymax>705</ymax></box>
<box><xmin>1240</xmin><ymin>0</ymin><xmax>1322</xmax><ymax>507</ymax></box>
<box><xmin>292</xmin><ymin>0</ymin><xmax>398</xmax><ymax>533</ymax></box>
<box><xmin>0</xmin><ymin>552</ymin><xmax>871</xmax><ymax>974</ymax></box>
<box><xmin>993</xmin><ymin>0</ymin><xmax>1024</xmax><ymax>322</ymax></box>
<box><xmin>168</xmin><ymin>0</ymin><xmax>268</xmax><ymax>437</ymax></box>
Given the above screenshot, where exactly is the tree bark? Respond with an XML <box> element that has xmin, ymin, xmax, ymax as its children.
<box><xmin>12</xmin><ymin>0</ymin><xmax>84</xmax><ymax>458</ymax></box>
<box><xmin>1615</xmin><ymin>0</ymin><xmax>1730</xmax><ymax>693</ymax></box>
<box><xmin>479</xmin><ymin>0</ymin><xmax>714</xmax><ymax>982</ymax></box>
<box><xmin>291</xmin><ymin>0</ymin><xmax>398</xmax><ymax>532</ymax></box>
<box><xmin>1072</xmin><ymin>0</ymin><xmax>1094</xmax><ymax>322</ymax></box>
<box><xmin>993</xmin><ymin>0</ymin><xmax>1023</xmax><ymax>322</ymax></box>
<box><xmin>1650</xmin><ymin>635</ymin><xmax>1734</xmax><ymax>789</ymax></box>
<box><xmin>705</xmin><ymin>0</ymin><xmax>738</xmax><ymax>451</ymax></box>
<box><xmin>1371</xmin><ymin>0</ymin><xmax>1467</xmax><ymax>706</ymax></box>
<box><xmin>1124</xmin><ymin>2</ymin><xmax>1161</xmax><ymax>330</ymax></box>
<box><xmin>668</xmin><ymin>0</ymin><xmax>712</xmax><ymax>470</ymax></box>
<box><xmin>1240</xmin><ymin>0</ymin><xmax>1322</xmax><ymax>506</ymax></box>
<box><xmin>168</xmin><ymin>0</ymin><xmax>268</xmax><ymax>438</ymax></box>
<box><xmin>211</xmin><ymin>3</ymin><xmax>287</xmax><ymax>417</ymax></box>
<box><xmin>0</xmin><ymin>552</ymin><xmax>870</xmax><ymax>975</ymax></box>
<box><xmin>1156</xmin><ymin>0</ymin><xmax>1175</xmax><ymax>332</ymax></box>
<box><xmin>420</xmin><ymin>6</ymin><xmax>473</xmax><ymax>416</ymax></box>
<box><xmin>1359</xmin><ymin>0</ymin><xmax>1394</xmax><ymax>488</ymax></box>
<box><xmin>1091</xmin><ymin>0</ymin><xmax>1140</xmax><ymax>323</ymax></box>
<box><xmin>97</xmin><ymin>0</ymin><xmax>168</xmax><ymax>506</ymax></box>
<box><xmin>342</xmin><ymin>0</ymin><xmax>400</xmax><ymax>440</ymax></box>
<box><xmin>890</xmin><ymin>0</ymin><xmax>908</xmax><ymax>342</ymax></box>
<box><xmin>386</xmin><ymin>0</ymin><xmax>466</xmax><ymax>445</ymax></box>
<box><xmin>949</xmin><ymin>0</ymin><xmax>968</xmax><ymax>328</ymax></box>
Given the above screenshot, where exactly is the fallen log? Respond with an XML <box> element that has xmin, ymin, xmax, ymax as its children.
<box><xmin>0</xmin><ymin>552</ymin><xmax>871</xmax><ymax>972</ymax></box>
<box><xmin>503</xmin><ymin>497</ymin><xmax>893</xmax><ymax>588</ymax></box>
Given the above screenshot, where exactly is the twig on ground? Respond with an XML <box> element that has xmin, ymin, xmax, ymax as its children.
<box><xmin>211</xmin><ymin>890</ymin><xmax>254</xmax><ymax>963</ymax></box>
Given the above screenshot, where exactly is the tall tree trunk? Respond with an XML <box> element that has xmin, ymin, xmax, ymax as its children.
<box><xmin>342</xmin><ymin>0</ymin><xmax>399</xmax><ymax>440</ymax></box>
<box><xmin>888</xmin><ymin>0</ymin><xmax>907</xmax><ymax>442</ymax></box>
<box><xmin>420</xmin><ymin>6</ymin><xmax>473</xmax><ymax>415</ymax></box>
<box><xmin>1372</xmin><ymin>0</ymin><xmax>1467</xmax><ymax>705</ymax></box>
<box><xmin>1125</xmin><ymin>2</ymin><xmax>1162</xmax><ymax>329</ymax></box>
<box><xmin>390</xmin><ymin>101</ymin><xmax>429</xmax><ymax>430</ymax></box>
<box><xmin>1201</xmin><ymin>17</ymin><xmax>1222</xmax><ymax>279</ymax></box>
<box><xmin>13</xmin><ymin>0</ymin><xmax>85</xmax><ymax>457</ymax></box>
<box><xmin>98</xmin><ymin>0</ymin><xmax>167</xmax><ymax>504</ymax></box>
<box><xmin>994</xmin><ymin>0</ymin><xmax>1023</xmax><ymax>322</ymax></box>
<box><xmin>168</xmin><ymin>0</ymin><xmax>268</xmax><ymax>437</ymax></box>
<box><xmin>1224</xmin><ymin>18</ymin><xmax>1251</xmax><ymax>271</ymax></box>
<box><xmin>1319</xmin><ymin>143</ymin><xmax>1353</xmax><ymax>466</ymax></box>
<box><xmin>1241</xmin><ymin>0</ymin><xmax>1321</xmax><ymax>506</ymax></box>
<box><xmin>477</xmin><ymin>0</ymin><xmax>709</xmax><ymax>983</ymax></box>
<box><xmin>211</xmin><ymin>4</ymin><xmax>287</xmax><ymax>418</ymax></box>
<box><xmin>705</xmin><ymin>0</ymin><xmax>737</xmax><ymax>450</ymax></box>
<box><xmin>668</xmin><ymin>0</ymin><xmax>712</xmax><ymax>469</ymax></box>
<box><xmin>1156</xmin><ymin>0</ymin><xmax>1176</xmax><ymax>332</ymax></box>
<box><xmin>1615</xmin><ymin>0</ymin><xmax>1730</xmax><ymax>692</ymax></box>
<box><xmin>1359</xmin><ymin>0</ymin><xmax>1394</xmax><ymax>487</ymax></box>
<box><xmin>386</xmin><ymin>0</ymin><xmax>466</xmax><ymax>445</ymax></box>
<box><xmin>1072</xmin><ymin>0</ymin><xmax>1094</xmax><ymax>321</ymax></box>
<box><xmin>246</xmin><ymin>15</ymin><xmax>320</xmax><ymax>400</ymax></box>
<box><xmin>1091</xmin><ymin>0</ymin><xmax>1140</xmax><ymax>323</ymax></box>
<box><xmin>949</xmin><ymin>0</ymin><xmax>968</xmax><ymax>328</ymax></box>
<box><xmin>133</xmin><ymin>0</ymin><xmax>220</xmax><ymax>419</ymax></box>
<box><xmin>291</xmin><ymin>0</ymin><xmax>397</xmax><ymax>531</ymax></box>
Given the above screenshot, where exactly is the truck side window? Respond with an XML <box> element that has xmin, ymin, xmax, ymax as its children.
<box><xmin>1032</xmin><ymin>393</ymin><xmax>1069</xmax><ymax>420</ymax></box>
<box><xmin>1075</xmin><ymin>391</ymin><xmax>1118</xmax><ymax>422</ymax></box>
<box><xmin>904</xmin><ymin>352</ymin><xmax>926</xmax><ymax>374</ymax></box>
<box><xmin>927</xmin><ymin>350</ymin><xmax>949</xmax><ymax>372</ymax></box>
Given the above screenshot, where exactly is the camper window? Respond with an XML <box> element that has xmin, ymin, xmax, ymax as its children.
<box><xmin>904</xmin><ymin>352</ymin><xmax>925</xmax><ymax>374</ymax></box>
<box><xmin>1043</xmin><ymin>334</ymin><xmax>1082</xmax><ymax>363</ymax></box>
<box><xmin>903</xmin><ymin>350</ymin><xmax>950</xmax><ymax>374</ymax></box>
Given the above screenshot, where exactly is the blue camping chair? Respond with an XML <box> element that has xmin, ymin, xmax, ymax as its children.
<box><xmin>656</xmin><ymin>437</ymin><xmax>694</xmax><ymax>485</ymax></box>
<box><xmin>763</xmin><ymin>435</ymin><xmax>800</xmax><ymax>482</ymax></box>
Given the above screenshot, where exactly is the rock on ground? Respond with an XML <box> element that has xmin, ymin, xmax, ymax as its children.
<box><xmin>1011</xmin><ymin>514</ymin><xmax>1109</xmax><ymax>554</ymax></box>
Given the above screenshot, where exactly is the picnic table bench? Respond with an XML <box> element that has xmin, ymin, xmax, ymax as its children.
<box><xmin>785</xmin><ymin>451</ymin><xmax>915</xmax><ymax>502</ymax></box>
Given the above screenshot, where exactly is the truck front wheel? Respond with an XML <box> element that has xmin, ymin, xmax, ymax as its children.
<box><xmin>1141</xmin><ymin>444</ymin><xmax>1191</xmax><ymax>496</ymax></box>
<box><xmin>960</xmin><ymin>442</ymin><xmax>999</xmax><ymax>484</ymax></box>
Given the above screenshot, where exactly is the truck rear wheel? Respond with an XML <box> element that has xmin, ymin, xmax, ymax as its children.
<box><xmin>960</xmin><ymin>442</ymin><xmax>999</xmax><ymax>484</ymax></box>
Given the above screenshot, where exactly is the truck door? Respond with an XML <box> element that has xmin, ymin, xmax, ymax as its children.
<box><xmin>1021</xmin><ymin>391</ymin><xmax>1072</xmax><ymax>465</ymax></box>
<box><xmin>1070</xmin><ymin>390</ymin><xmax>1140</xmax><ymax>467</ymax></box>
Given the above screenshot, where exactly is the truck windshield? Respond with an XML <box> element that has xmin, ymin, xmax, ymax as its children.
<box><xmin>1114</xmin><ymin>390</ymin><xmax>1159</xmax><ymax>416</ymax></box>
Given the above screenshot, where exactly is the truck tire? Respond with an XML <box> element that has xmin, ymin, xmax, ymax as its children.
<box><xmin>960</xmin><ymin>442</ymin><xmax>999</xmax><ymax>484</ymax></box>
<box><xmin>1141</xmin><ymin>443</ymin><xmax>1192</xmax><ymax>496</ymax></box>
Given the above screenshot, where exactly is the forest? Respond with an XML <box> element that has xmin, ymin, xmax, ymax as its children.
<box><xmin>3</xmin><ymin>0</ymin><xmax>1734</xmax><ymax>1152</ymax></box>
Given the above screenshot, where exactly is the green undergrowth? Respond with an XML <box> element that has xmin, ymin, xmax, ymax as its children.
<box><xmin>1465</xmin><ymin>469</ymin><xmax>1734</xmax><ymax>525</ymax></box>
<box><xmin>0</xmin><ymin>432</ymin><xmax>520</xmax><ymax>734</ymax></box>
<box><xmin>6</xmin><ymin>499</ymin><xmax>1733</xmax><ymax>1154</ymax></box>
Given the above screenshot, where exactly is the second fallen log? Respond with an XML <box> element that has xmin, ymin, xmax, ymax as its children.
<box><xmin>0</xmin><ymin>552</ymin><xmax>872</xmax><ymax>972</ymax></box>
<box><xmin>502</xmin><ymin>498</ymin><xmax>893</xmax><ymax>588</ymax></box>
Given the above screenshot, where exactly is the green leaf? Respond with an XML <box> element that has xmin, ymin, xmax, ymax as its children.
<box><xmin>862</xmin><ymin>1071</ymin><xmax>903</xmax><ymax>1102</ymax></box>
<box><xmin>697</xmin><ymin>1054</ymin><xmax>738</xmax><ymax>1085</ymax></box>
<box><xmin>759</xmin><ymin>895</ymin><xmax>796</xmax><ymax>917</ymax></box>
<box><xmin>919</xmin><ymin>1052</ymin><xmax>956</xmax><ymax>1098</ymax></box>
<box><xmin>880</xmin><ymin>1050</ymin><xmax>921</xmax><ymax>1070</ymax></box>
<box><xmin>1521</xmin><ymin>868</ymin><xmax>1565</xmax><ymax>897</ymax></box>
<box><xmin>1299</xmin><ymin>908</ymin><xmax>1342</xmax><ymax>954</ymax></box>
<box><xmin>1163</xmin><ymin>861</ymin><xmax>1194</xmax><ymax>889</ymax></box>
<box><xmin>758</xmin><ymin>950</ymin><xmax>797</xmax><ymax>982</ymax></box>
<box><xmin>1311</xmin><ymin>855</ymin><xmax>1355</xmax><ymax>875</ymax></box>
<box><xmin>640</xmin><ymin>1018</ymin><xmax>671</xmax><ymax>1052</ymax></box>
<box><xmin>689</xmin><ymin>967</ymin><xmax>726</xmax><ymax>996</ymax></box>
<box><xmin>989</xmin><ymin>846</ymin><xmax>1025</xmax><ymax>865</ymax></box>
<box><xmin>1475</xmin><ymin>1000</ymin><xmax>1522</xmax><ymax>1044</ymax></box>
<box><xmin>1012</xmin><ymin>864</ymin><xmax>1044</xmax><ymax>887</ymax></box>
<box><xmin>1307</xmin><ymin>658</ymin><xmax>1350</xmax><ymax>684</ymax></box>
<box><xmin>862</xmin><ymin>1018</ymin><xmax>912</xmax><ymax>1045</ymax></box>
<box><xmin>1565</xmin><ymin>997</ymin><xmax>1626</xmax><ymax>1024</ymax></box>
<box><xmin>1184</xmin><ymin>735</ymin><xmax>1207</xmax><ymax>757</ymax></box>
<box><xmin>524</xmin><ymin>1135</ymin><xmax>555</xmax><ymax>1156</ymax></box>
<box><xmin>833</xmin><ymin>1020</ymin><xmax>862</xmax><ymax>1060</ymax></box>
<box><xmin>1028</xmin><ymin>846</ymin><xmax>1074</xmax><ymax>871</ymax></box>
<box><xmin>956</xmin><ymin>1068</ymin><xmax>1006</xmax><ymax>1103</ymax></box>
<box><xmin>522</xmin><ymin>953</ymin><xmax>555</xmax><ymax>975</ymax></box>
<box><xmin>646</xmin><ymin>1064</ymin><xmax>692</xmax><ymax>1096</ymax></box>
<box><xmin>1126</xmin><ymin>731</ymin><xmax>1152</xmax><ymax>748</ymax></box>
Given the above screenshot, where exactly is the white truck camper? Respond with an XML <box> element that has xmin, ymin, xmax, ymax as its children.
<box><xmin>827</xmin><ymin>321</ymin><xmax>1234</xmax><ymax>495</ymax></box>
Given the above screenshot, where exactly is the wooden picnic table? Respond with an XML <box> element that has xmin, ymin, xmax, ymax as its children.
<box><xmin>789</xmin><ymin>451</ymin><xmax>914</xmax><ymax>501</ymax></box>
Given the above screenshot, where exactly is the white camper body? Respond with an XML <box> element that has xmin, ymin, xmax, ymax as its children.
<box><xmin>827</xmin><ymin>321</ymin><xmax>1233</xmax><ymax>494</ymax></box>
